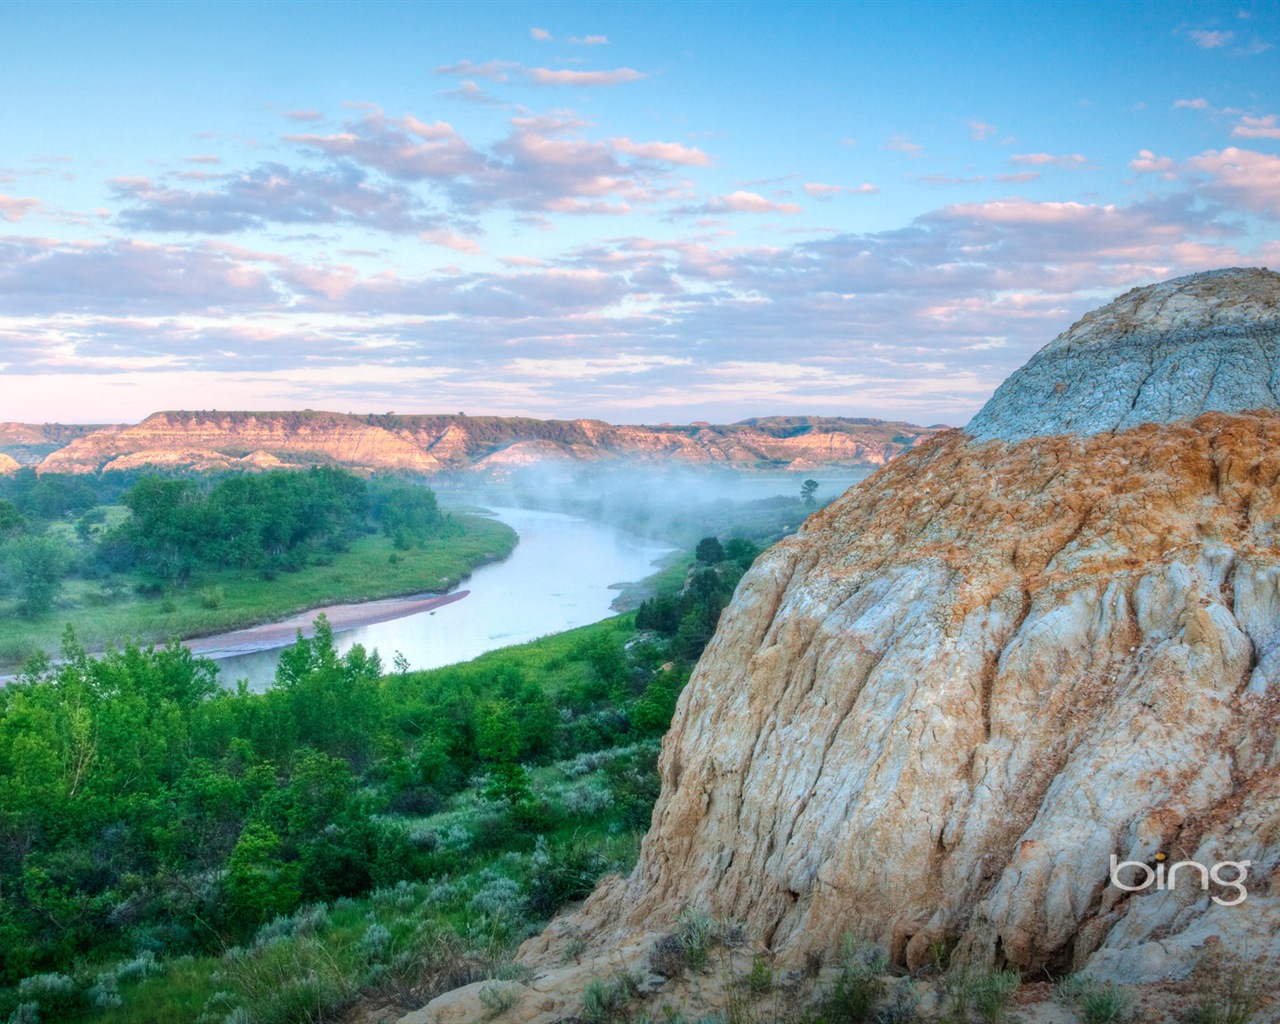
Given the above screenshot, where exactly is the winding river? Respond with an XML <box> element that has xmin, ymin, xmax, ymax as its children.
<box><xmin>205</xmin><ymin>507</ymin><xmax>674</xmax><ymax>690</ymax></box>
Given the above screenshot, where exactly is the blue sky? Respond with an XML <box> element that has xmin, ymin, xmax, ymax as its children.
<box><xmin>1</xmin><ymin>0</ymin><xmax>1278</xmax><ymax>425</ymax></box>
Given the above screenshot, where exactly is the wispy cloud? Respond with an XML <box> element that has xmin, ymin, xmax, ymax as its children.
<box><xmin>527</xmin><ymin>67</ymin><xmax>646</xmax><ymax>86</ymax></box>
<box><xmin>1187</xmin><ymin>147</ymin><xmax>1280</xmax><ymax>217</ymax></box>
<box><xmin>1188</xmin><ymin>28</ymin><xmax>1234</xmax><ymax>48</ymax></box>
<box><xmin>967</xmin><ymin>120</ymin><xmax>998</xmax><ymax>140</ymax></box>
<box><xmin>419</xmin><ymin>229</ymin><xmax>482</xmax><ymax>253</ymax></box>
<box><xmin>439</xmin><ymin>80</ymin><xmax>508</xmax><ymax>106</ymax></box>
<box><xmin>610</xmin><ymin>137</ymin><xmax>710</xmax><ymax>166</ymax></box>
<box><xmin>885</xmin><ymin>133</ymin><xmax>922</xmax><ymax>157</ymax></box>
<box><xmin>1173</xmin><ymin>97</ymin><xmax>1211</xmax><ymax>109</ymax></box>
<box><xmin>1232</xmin><ymin>114</ymin><xmax>1280</xmax><ymax>138</ymax></box>
<box><xmin>288</xmin><ymin>109</ymin><xmax>699</xmax><ymax>217</ymax></box>
<box><xmin>436</xmin><ymin>59</ymin><xmax>647</xmax><ymax>87</ymax></box>
<box><xmin>674</xmin><ymin>190</ymin><xmax>803</xmax><ymax>216</ymax></box>
<box><xmin>803</xmin><ymin>182</ymin><xmax>878</xmax><ymax>198</ymax></box>
<box><xmin>284</xmin><ymin>109</ymin><xmax>324</xmax><ymax>122</ymax></box>
<box><xmin>529</xmin><ymin>27</ymin><xmax>552</xmax><ymax>41</ymax></box>
<box><xmin>569</xmin><ymin>35</ymin><xmax>609</xmax><ymax>45</ymax></box>
<box><xmin>1129</xmin><ymin>149</ymin><xmax>1178</xmax><ymax>178</ymax></box>
<box><xmin>111</xmin><ymin>162</ymin><xmax>441</xmax><ymax>234</ymax></box>
<box><xmin>0</xmin><ymin>194</ymin><xmax>41</xmax><ymax>222</ymax></box>
<box><xmin>1009</xmin><ymin>152</ymin><xmax>1087</xmax><ymax>168</ymax></box>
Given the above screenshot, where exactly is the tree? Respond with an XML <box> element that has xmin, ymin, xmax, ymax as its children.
<box><xmin>4</xmin><ymin>535</ymin><xmax>69</xmax><ymax>618</ymax></box>
<box><xmin>801</xmin><ymin>479</ymin><xmax>819</xmax><ymax>507</ymax></box>
<box><xmin>694</xmin><ymin>536</ymin><xmax>725</xmax><ymax>564</ymax></box>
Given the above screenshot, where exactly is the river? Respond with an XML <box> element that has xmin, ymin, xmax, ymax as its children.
<box><xmin>206</xmin><ymin>507</ymin><xmax>675</xmax><ymax>690</ymax></box>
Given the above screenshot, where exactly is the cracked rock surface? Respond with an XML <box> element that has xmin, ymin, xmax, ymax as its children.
<box><xmin>967</xmin><ymin>267</ymin><xmax>1280</xmax><ymax>443</ymax></box>
<box><xmin>521</xmin><ymin>412</ymin><xmax>1280</xmax><ymax>985</ymax></box>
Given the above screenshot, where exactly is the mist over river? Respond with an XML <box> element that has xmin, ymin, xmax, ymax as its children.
<box><xmin>205</xmin><ymin>507</ymin><xmax>674</xmax><ymax>691</ymax></box>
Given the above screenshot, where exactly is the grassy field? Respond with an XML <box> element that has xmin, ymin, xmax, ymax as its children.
<box><xmin>0</xmin><ymin>513</ymin><xmax>516</xmax><ymax>672</ymax></box>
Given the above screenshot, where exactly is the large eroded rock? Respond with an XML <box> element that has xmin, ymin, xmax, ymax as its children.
<box><xmin>512</xmin><ymin>269</ymin><xmax>1280</xmax><ymax>992</ymax></box>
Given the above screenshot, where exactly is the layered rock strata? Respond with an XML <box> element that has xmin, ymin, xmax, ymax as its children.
<box><xmin>30</xmin><ymin>412</ymin><xmax>942</xmax><ymax>477</ymax></box>
<box><xmin>512</xmin><ymin>268</ymin><xmax>1280</xmax><ymax>991</ymax></box>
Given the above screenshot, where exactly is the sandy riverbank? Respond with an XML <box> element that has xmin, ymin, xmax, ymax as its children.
<box><xmin>184</xmin><ymin>590</ymin><xmax>470</xmax><ymax>658</ymax></box>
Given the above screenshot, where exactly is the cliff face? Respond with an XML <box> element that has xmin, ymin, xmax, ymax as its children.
<box><xmin>514</xmin><ymin>268</ymin><xmax>1280</xmax><ymax>993</ymax></box>
<box><xmin>0</xmin><ymin>422</ymin><xmax>102</xmax><ymax>466</ymax></box>
<box><xmin>31</xmin><ymin>412</ymin><xmax>942</xmax><ymax>476</ymax></box>
<box><xmin>38</xmin><ymin>412</ymin><xmax>445</xmax><ymax>475</ymax></box>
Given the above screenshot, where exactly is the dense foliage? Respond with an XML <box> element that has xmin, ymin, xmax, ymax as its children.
<box><xmin>0</xmin><ymin>468</ymin><xmax>452</xmax><ymax>627</ymax></box>
<box><xmin>0</xmin><ymin>510</ymin><xmax>756</xmax><ymax>1022</ymax></box>
<box><xmin>635</xmin><ymin>536</ymin><xmax>759</xmax><ymax>660</ymax></box>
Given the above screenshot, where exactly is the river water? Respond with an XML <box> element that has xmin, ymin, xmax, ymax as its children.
<box><xmin>208</xmin><ymin>507</ymin><xmax>674</xmax><ymax>690</ymax></box>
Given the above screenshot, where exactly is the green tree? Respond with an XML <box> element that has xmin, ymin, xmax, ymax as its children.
<box><xmin>694</xmin><ymin>536</ymin><xmax>724</xmax><ymax>564</ymax></box>
<box><xmin>3</xmin><ymin>535</ymin><xmax>69</xmax><ymax>617</ymax></box>
<box><xmin>801</xmin><ymin>479</ymin><xmax>819</xmax><ymax>507</ymax></box>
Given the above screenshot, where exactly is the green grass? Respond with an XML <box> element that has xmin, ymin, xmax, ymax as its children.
<box><xmin>0</xmin><ymin>514</ymin><xmax>516</xmax><ymax>671</ymax></box>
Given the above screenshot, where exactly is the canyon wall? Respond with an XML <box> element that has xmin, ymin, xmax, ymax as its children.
<box><xmin>21</xmin><ymin>412</ymin><xmax>944</xmax><ymax>476</ymax></box>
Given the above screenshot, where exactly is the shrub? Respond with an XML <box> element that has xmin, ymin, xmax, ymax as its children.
<box><xmin>357</xmin><ymin>923</ymin><xmax>393</xmax><ymax>962</ymax></box>
<box><xmin>221</xmin><ymin>935</ymin><xmax>357</xmax><ymax>1024</ymax></box>
<box><xmin>468</xmin><ymin>874</ymin><xmax>524</xmax><ymax>919</ymax></box>
<box><xmin>525</xmin><ymin>835</ymin><xmax>610</xmax><ymax>918</ymax></box>
<box><xmin>814</xmin><ymin>939</ymin><xmax>888</xmax><ymax>1024</ymax></box>
<box><xmin>1079</xmin><ymin>983</ymin><xmax>1130</xmax><ymax>1024</ymax></box>
<box><xmin>969</xmin><ymin>969</ymin><xmax>1019</xmax><ymax>1023</ymax></box>
<box><xmin>113</xmin><ymin>950</ymin><xmax>160</xmax><ymax>983</ymax></box>
<box><xmin>580</xmin><ymin>972</ymin><xmax>639</xmax><ymax>1024</ymax></box>
<box><xmin>746</xmin><ymin>955</ymin><xmax>773</xmax><ymax>994</ymax></box>
<box><xmin>17</xmin><ymin>973</ymin><xmax>79</xmax><ymax>1016</ymax></box>
<box><xmin>650</xmin><ymin>932</ymin><xmax>688</xmax><ymax>977</ymax></box>
<box><xmin>677</xmin><ymin>907</ymin><xmax>716</xmax><ymax>973</ymax></box>
<box><xmin>87</xmin><ymin>974</ymin><xmax>122</xmax><ymax>1010</ymax></box>
<box><xmin>198</xmin><ymin>585</ymin><xmax>224</xmax><ymax>609</ymax></box>
<box><xmin>1185</xmin><ymin>960</ymin><xmax>1267</xmax><ymax>1024</ymax></box>
<box><xmin>943</xmin><ymin>966</ymin><xmax>1020</xmax><ymax>1023</ymax></box>
<box><xmin>478</xmin><ymin>981</ymin><xmax>521</xmax><ymax>1016</ymax></box>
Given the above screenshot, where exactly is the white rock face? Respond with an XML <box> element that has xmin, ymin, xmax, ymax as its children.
<box><xmin>967</xmin><ymin>268</ymin><xmax>1280</xmax><ymax>442</ymax></box>
<box><xmin>391</xmin><ymin>271</ymin><xmax>1280</xmax><ymax>1024</ymax></box>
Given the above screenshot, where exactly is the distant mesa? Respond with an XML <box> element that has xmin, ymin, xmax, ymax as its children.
<box><xmin>3</xmin><ymin>411</ymin><xmax>949</xmax><ymax>476</ymax></box>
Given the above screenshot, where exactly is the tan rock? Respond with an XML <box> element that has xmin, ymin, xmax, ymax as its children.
<box><xmin>502</xmin><ymin>270</ymin><xmax>1280</xmax><ymax>1011</ymax></box>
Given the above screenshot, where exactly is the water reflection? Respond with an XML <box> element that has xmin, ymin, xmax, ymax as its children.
<box><xmin>211</xmin><ymin>507</ymin><xmax>673</xmax><ymax>690</ymax></box>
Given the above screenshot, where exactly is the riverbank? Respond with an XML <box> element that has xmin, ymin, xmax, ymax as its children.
<box><xmin>185</xmin><ymin>589</ymin><xmax>469</xmax><ymax>657</ymax></box>
<box><xmin>0</xmin><ymin>512</ymin><xmax>517</xmax><ymax>672</ymax></box>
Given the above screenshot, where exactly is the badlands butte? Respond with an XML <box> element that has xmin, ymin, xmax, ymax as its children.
<box><xmin>408</xmin><ymin>268</ymin><xmax>1280</xmax><ymax>1023</ymax></box>
<box><xmin>0</xmin><ymin>413</ymin><xmax>944</xmax><ymax>476</ymax></box>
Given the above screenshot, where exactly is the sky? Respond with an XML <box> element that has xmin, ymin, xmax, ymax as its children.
<box><xmin>1</xmin><ymin>0</ymin><xmax>1278</xmax><ymax>427</ymax></box>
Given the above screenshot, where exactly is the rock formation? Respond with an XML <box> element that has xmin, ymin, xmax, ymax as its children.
<box><xmin>27</xmin><ymin>412</ymin><xmax>942</xmax><ymax>476</ymax></box>
<box><xmin>492</xmin><ymin>269</ymin><xmax>1280</xmax><ymax>1012</ymax></box>
<box><xmin>0</xmin><ymin>453</ymin><xmax>20</xmax><ymax>474</ymax></box>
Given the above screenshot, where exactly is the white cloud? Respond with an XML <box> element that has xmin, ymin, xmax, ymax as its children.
<box><xmin>0</xmin><ymin>194</ymin><xmax>41</xmax><ymax>222</ymax></box>
<box><xmin>1188</xmin><ymin>29</ymin><xmax>1234</xmax><ymax>48</ymax></box>
<box><xmin>1009</xmin><ymin>153</ymin><xmax>1087</xmax><ymax>168</ymax></box>
<box><xmin>885</xmin><ymin>133</ymin><xmax>923</xmax><ymax>157</ymax></box>
<box><xmin>1233</xmin><ymin>114</ymin><xmax>1280</xmax><ymax>139</ymax></box>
